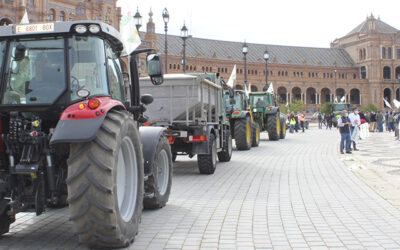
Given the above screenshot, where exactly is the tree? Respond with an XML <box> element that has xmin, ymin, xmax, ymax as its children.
<box><xmin>361</xmin><ymin>104</ymin><xmax>378</xmax><ymax>113</ymax></box>
<box><xmin>320</xmin><ymin>102</ymin><xmax>332</xmax><ymax>114</ymax></box>
<box><xmin>287</xmin><ymin>100</ymin><xmax>304</xmax><ymax>114</ymax></box>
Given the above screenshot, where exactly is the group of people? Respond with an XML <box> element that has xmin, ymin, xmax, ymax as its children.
<box><xmin>317</xmin><ymin>113</ymin><xmax>334</xmax><ymax>129</ymax></box>
<box><xmin>287</xmin><ymin>112</ymin><xmax>306</xmax><ymax>133</ymax></box>
<box><xmin>337</xmin><ymin>109</ymin><xmax>361</xmax><ymax>154</ymax></box>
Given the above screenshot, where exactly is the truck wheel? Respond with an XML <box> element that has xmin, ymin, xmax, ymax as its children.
<box><xmin>280</xmin><ymin>118</ymin><xmax>287</xmax><ymax>139</ymax></box>
<box><xmin>267</xmin><ymin>113</ymin><xmax>280</xmax><ymax>141</ymax></box>
<box><xmin>234</xmin><ymin>116</ymin><xmax>252</xmax><ymax>150</ymax></box>
<box><xmin>251</xmin><ymin>123</ymin><xmax>260</xmax><ymax>147</ymax></box>
<box><xmin>197</xmin><ymin>134</ymin><xmax>217</xmax><ymax>174</ymax></box>
<box><xmin>0</xmin><ymin>202</ymin><xmax>14</xmax><ymax>235</ymax></box>
<box><xmin>217</xmin><ymin>130</ymin><xmax>232</xmax><ymax>162</ymax></box>
<box><xmin>67</xmin><ymin>110</ymin><xmax>144</xmax><ymax>248</ymax></box>
<box><xmin>143</xmin><ymin>137</ymin><xmax>172</xmax><ymax>209</ymax></box>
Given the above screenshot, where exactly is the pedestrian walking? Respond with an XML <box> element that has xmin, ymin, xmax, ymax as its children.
<box><xmin>370</xmin><ymin>112</ymin><xmax>377</xmax><ymax>132</ymax></box>
<box><xmin>376</xmin><ymin>111</ymin><xmax>384</xmax><ymax>132</ymax></box>
<box><xmin>388</xmin><ymin>112</ymin><xmax>394</xmax><ymax>132</ymax></box>
<box><xmin>289</xmin><ymin>115</ymin><xmax>296</xmax><ymax>133</ymax></box>
<box><xmin>318</xmin><ymin>112</ymin><xmax>323</xmax><ymax>129</ymax></box>
<box><xmin>300</xmin><ymin>112</ymin><xmax>306</xmax><ymax>132</ymax></box>
<box><xmin>348</xmin><ymin>108</ymin><xmax>360</xmax><ymax>151</ymax></box>
<box><xmin>338</xmin><ymin>110</ymin><xmax>352</xmax><ymax>154</ymax></box>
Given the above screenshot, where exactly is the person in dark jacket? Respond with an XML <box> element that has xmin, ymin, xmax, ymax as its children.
<box><xmin>338</xmin><ymin>110</ymin><xmax>352</xmax><ymax>154</ymax></box>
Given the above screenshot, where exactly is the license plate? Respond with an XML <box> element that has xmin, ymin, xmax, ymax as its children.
<box><xmin>15</xmin><ymin>23</ymin><xmax>54</xmax><ymax>34</ymax></box>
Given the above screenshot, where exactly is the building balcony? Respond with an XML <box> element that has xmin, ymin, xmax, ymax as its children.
<box><xmin>383</xmin><ymin>79</ymin><xmax>400</xmax><ymax>83</ymax></box>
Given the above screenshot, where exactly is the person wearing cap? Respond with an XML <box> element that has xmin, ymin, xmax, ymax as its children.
<box><xmin>338</xmin><ymin>110</ymin><xmax>352</xmax><ymax>154</ymax></box>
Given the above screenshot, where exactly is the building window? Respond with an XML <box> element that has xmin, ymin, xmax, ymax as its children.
<box><xmin>202</xmin><ymin>66</ymin><xmax>205</xmax><ymax>71</ymax></box>
<box><xmin>60</xmin><ymin>11</ymin><xmax>65</xmax><ymax>21</ymax></box>
<box><xmin>169</xmin><ymin>64</ymin><xmax>172</xmax><ymax>69</ymax></box>
<box><xmin>383</xmin><ymin>66</ymin><xmax>391</xmax><ymax>79</ymax></box>
<box><xmin>240</xmin><ymin>69</ymin><xmax>243</xmax><ymax>74</ymax></box>
<box><xmin>49</xmin><ymin>9</ymin><xmax>55</xmax><ymax>21</ymax></box>
<box><xmin>382</xmin><ymin>47</ymin><xmax>386</xmax><ymax>59</ymax></box>
<box><xmin>177</xmin><ymin>65</ymin><xmax>180</xmax><ymax>70</ymax></box>
<box><xmin>388</xmin><ymin>47</ymin><xmax>392</xmax><ymax>59</ymax></box>
<box><xmin>353</xmin><ymin>73</ymin><xmax>357</xmax><ymax>79</ymax></box>
<box><xmin>29</xmin><ymin>0</ymin><xmax>34</xmax><ymax>6</ymax></box>
<box><xmin>173</xmin><ymin>64</ymin><xmax>176</xmax><ymax>70</ymax></box>
<box><xmin>69</xmin><ymin>13</ymin><xmax>74</xmax><ymax>21</ymax></box>
<box><xmin>360</xmin><ymin>66</ymin><xmax>366</xmax><ymax>79</ymax></box>
<box><xmin>194</xmin><ymin>66</ymin><xmax>196</xmax><ymax>71</ymax></box>
<box><xmin>190</xmin><ymin>65</ymin><xmax>192</xmax><ymax>71</ymax></box>
<box><xmin>397</xmin><ymin>49</ymin><xmax>400</xmax><ymax>59</ymax></box>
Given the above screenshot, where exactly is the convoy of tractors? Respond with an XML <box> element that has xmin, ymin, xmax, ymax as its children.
<box><xmin>0</xmin><ymin>20</ymin><xmax>287</xmax><ymax>248</ymax></box>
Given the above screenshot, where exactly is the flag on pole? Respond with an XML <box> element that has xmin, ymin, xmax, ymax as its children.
<box><xmin>266</xmin><ymin>82</ymin><xmax>274</xmax><ymax>94</ymax></box>
<box><xmin>226</xmin><ymin>64</ymin><xmax>236</xmax><ymax>88</ymax></box>
<box><xmin>383</xmin><ymin>98</ymin><xmax>392</xmax><ymax>109</ymax></box>
<box><xmin>120</xmin><ymin>15</ymin><xmax>141</xmax><ymax>56</ymax></box>
<box><xmin>334</xmin><ymin>96</ymin><xmax>338</xmax><ymax>104</ymax></box>
<box><xmin>340</xmin><ymin>96</ymin><xmax>346</xmax><ymax>103</ymax></box>
<box><xmin>20</xmin><ymin>9</ymin><xmax>29</xmax><ymax>24</ymax></box>
<box><xmin>393</xmin><ymin>99</ymin><xmax>400</xmax><ymax>109</ymax></box>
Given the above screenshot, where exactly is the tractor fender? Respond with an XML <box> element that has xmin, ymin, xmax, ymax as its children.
<box><xmin>139</xmin><ymin>126</ymin><xmax>167</xmax><ymax>176</ymax></box>
<box><xmin>50</xmin><ymin>97</ymin><xmax>125</xmax><ymax>144</ymax></box>
<box><xmin>232</xmin><ymin>110</ymin><xmax>249</xmax><ymax>119</ymax></box>
<box><xmin>193</xmin><ymin>125</ymin><xmax>219</xmax><ymax>155</ymax></box>
<box><xmin>264</xmin><ymin>107</ymin><xmax>279</xmax><ymax>115</ymax></box>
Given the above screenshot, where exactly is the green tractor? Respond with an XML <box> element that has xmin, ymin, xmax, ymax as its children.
<box><xmin>224</xmin><ymin>89</ymin><xmax>260</xmax><ymax>150</ymax></box>
<box><xmin>249</xmin><ymin>92</ymin><xmax>287</xmax><ymax>141</ymax></box>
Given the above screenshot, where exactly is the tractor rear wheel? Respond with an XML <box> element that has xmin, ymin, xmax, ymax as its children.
<box><xmin>280</xmin><ymin>118</ymin><xmax>287</xmax><ymax>139</ymax></box>
<box><xmin>0</xmin><ymin>201</ymin><xmax>14</xmax><ymax>235</ymax></box>
<box><xmin>217</xmin><ymin>129</ymin><xmax>232</xmax><ymax>162</ymax></box>
<box><xmin>234</xmin><ymin>116</ymin><xmax>252</xmax><ymax>150</ymax></box>
<box><xmin>67</xmin><ymin>110</ymin><xmax>143</xmax><ymax>248</ymax></box>
<box><xmin>143</xmin><ymin>137</ymin><xmax>173</xmax><ymax>209</ymax></box>
<box><xmin>267</xmin><ymin>113</ymin><xmax>281</xmax><ymax>141</ymax></box>
<box><xmin>251</xmin><ymin>122</ymin><xmax>260</xmax><ymax>147</ymax></box>
<box><xmin>197</xmin><ymin>134</ymin><xmax>217</xmax><ymax>174</ymax></box>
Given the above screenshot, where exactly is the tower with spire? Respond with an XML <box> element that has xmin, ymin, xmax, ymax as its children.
<box><xmin>144</xmin><ymin>8</ymin><xmax>157</xmax><ymax>49</ymax></box>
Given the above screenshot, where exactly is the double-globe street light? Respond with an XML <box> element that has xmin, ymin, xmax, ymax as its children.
<box><xmin>162</xmin><ymin>8</ymin><xmax>169</xmax><ymax>73</ymax></box>
<box><xmin>242</xmin><ymin>41</ymin><xmax>248</xmax><ymax>89</ymax></box>
<box><xmin>181</xmin><ymin>22</ymin><xmax>189</xmax><ymax>73</ymax></box>
<box><xmin>263</xmin><ymin>48</ymin><xmax>270</xmax><ymax>91</ymax></box>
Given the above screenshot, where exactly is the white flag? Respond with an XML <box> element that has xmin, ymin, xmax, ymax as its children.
<box><xmin>244</xmin><ymin>84</ymin><xmax>250</xmax><ymax>97</ymax></box>
<box><xmin>334</xmin><ymin>96</ymin><xmax>338</xmax><ymax>104</ymax></box>
<box><xmin>393</xmin><ymin>99</ymin><xmax>400</xmax><ymax>109</ymax></box>
<box><xmin>266</xmin><ymin>82</ymin><xmax>274</xmax><ymax>94</ymax></box>
<box><xmin>226</xmin><ymin>65</ymin><xmax>236</xmax><ymax>88</ymax></box>
<box><xmin>383</xmin><ymin>98</ymin><xmax>392</xmax><ymax>109</ymax></box>
<box><xmin>20</xmin><ymin>9</ymin><xmax>29</xmax><ymax>24</ymax></box>
<box><xmin>120</xmin><ymin>15</ymin><xmax>141</xmax><ymax>56</ymax></box>
<box><xmin>340</xmin><ymin>96</ymin><xmax>346</xmax><ymax>103</ymax></box>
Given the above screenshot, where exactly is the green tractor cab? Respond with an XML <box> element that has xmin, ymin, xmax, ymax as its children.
<box><xmin>249</xmin><ymin>92</ymin><xmax>287</xmax><ymax>140</ymax></box>
<box><xmin>224</xmin><ymin>89</ymin><xmax>260</xmax><ymax>150</ymax></box>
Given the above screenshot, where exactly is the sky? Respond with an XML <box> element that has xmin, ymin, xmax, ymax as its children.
<box><xmin>117</xmin><ymin>0</ymin><xmax>400</xmax><ymax>48</ymax></box>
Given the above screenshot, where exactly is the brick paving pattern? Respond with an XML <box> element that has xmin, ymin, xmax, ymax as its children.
<box><xmin>1</xmin><ymin>128</ymin><xmax>400</xmax><ymax>249</ymax></box>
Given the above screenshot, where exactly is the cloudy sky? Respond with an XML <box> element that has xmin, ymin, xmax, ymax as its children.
<box><xmin>117</xmin><ymin>0</ymin><xmax>400</xmax><ymax>48</ymax></box>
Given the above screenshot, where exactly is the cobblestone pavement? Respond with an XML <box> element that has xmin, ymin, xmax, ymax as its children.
<box><xmin>2</xmin><ymin>127</ymin><xmax>400</xmax><ymax>249</ymax></box>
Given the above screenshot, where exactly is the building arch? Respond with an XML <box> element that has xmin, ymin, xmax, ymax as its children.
<box><xmin>321</xmin><ymin>88</ymin><xmax>331</xmax><ymax>104</ymax></box>
<box><xmin>384</xmin><ymin>88</ymin><xmax>392</xmax><ymax>105</ymax></box>
<box><xmin>59</xmin><ymin>11</ymin><xmax>65</xmax><ymax>21</ymax></box>
<box><xmin>49</xmin><ymin>8</ymin><xmax>56</xmax><ymax>21</ymax></box>
<box><xmin>250</xmin><ymin>85</ymin><xmax>258</xmax><ymax>92</ymax></box>
<box><xmin>350</xmin><ymin>88</ymin><xmax>360</xmax><ymax>105</ymax></box>
<box><xmin>383</xmin><ymin>66</ymin><xmax>391</xmax><ymax>79</ymax></box>
<box><xmin>291</xmin><ymin>87</ymin><xmax>302</xmax><ymax>102</ymax></box>
<box><xmin>235</xmin><ymin>85</ymin><xmax>243</xmax><ymax>90</ymax></box>
<box><xmin>306</xmin><ymin>87</ymin><xmax>317</xmax><ymax>104</ymax></box>
<box><xmin>277</xmin><ymin>86</ymin><xmax>287</xmax><ymax>104</ymax></box>
<box><xmin>335</xmin><ymin>88</ymin><xmax>345</xmax><ymax>103</ymax></box>
<box><xmin>395</xmin><ymin>66</ymin><xmax>400</xmax><ymax>80</ymax></box>
<box><xmin>0</xmin><ymin>18</ymin><xmax>12</xmax><ymax>26</ymax></box>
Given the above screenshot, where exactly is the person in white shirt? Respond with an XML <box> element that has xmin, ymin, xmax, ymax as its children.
<box><xmin>348</xmin><ymin>108</ymin><xmax>361</xmax><ymax>151</ymax></box>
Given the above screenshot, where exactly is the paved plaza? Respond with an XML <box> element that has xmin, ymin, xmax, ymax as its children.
<box><xmin>1</xmin><ymin>127</ymin><xmax>400</xmax><ymax>249</ymax></box>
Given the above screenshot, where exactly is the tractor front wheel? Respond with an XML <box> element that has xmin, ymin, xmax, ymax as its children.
<box><xmin>67</xmin><ymin>110</ymin><xmax>143</xmax><ymax>248</ymax></box>
<box><xmin>280</xmin><ymin>117</ymin><xmax>287</xmax><ymax>139</ymax></box>
<box><xmin>234</xmin><ymin>116</ymin><xmax>252</xmax><ymax>150</ymax></box>
<box><xmin>267</xmin><ymin>113</ymin><xmax>281</xmax><ymax>141</ymax></box>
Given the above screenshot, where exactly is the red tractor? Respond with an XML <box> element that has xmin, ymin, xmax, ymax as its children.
<box><xmin>0</xmin><ymin>21</ymin><xmax>173</xmax><ymax>248</ymax></box>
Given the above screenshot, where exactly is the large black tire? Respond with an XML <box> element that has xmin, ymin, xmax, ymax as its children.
<box><xmin>143</xmin><ymin>137</ymin><xmax>173</xmax><ymax>209</ymax></box>
<box><xmin>217</xmin><ymin>129</ymin><xmax>232</xmax><ymax>162</ymax></box>
<box><xmin>0</xmin><ymin>201</ymin><xmax>14</xmax><ymax>235</ymax></box>
<box><xmin>197</xmin><ymin>134</ymin><xmax>217</xmax><ymax>174</ymax></box>
<box><xmin>172</xmin><ymin>153</ymin><xmax>177</xmax><ymax>162</ymax></box>
<box><xmin>234</xmin><ymin>116</ymin><xmax>252</xmax><ymax>150</ymax></box>
<box><xmin>251</xmin><ymin>122</ymin><xmax>260</xmax><ymax>147</ymax></box>
<box><xmin>67</xmin><ymin>110</ymin><xmax>144</xmax><ymax>248</ymax></box>
<box><xmin>267</xmin><ymin>113</ymin><xmax>281</xmax><ymax>141</ymax></box>
<box><xmin>280</xmin><ymin>118</ymin><xmax>287</xmax><ymax>139</ymax></box>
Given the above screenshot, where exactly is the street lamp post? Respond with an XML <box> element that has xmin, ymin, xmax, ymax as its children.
<box><xmin>181</xmin><ymin>22</ymin><xmax>188</xmax><ymax>73</ymax></box>
<box><xmin>263</xmin><ymin>48</ymin><xmax>269</xmax><ymax>91</ymax></box>
<box><xmin>133</xmin><ymin>7</ymin><xmax>142</xmax><ymax>32</ymax></box>
<box><xmin>242</xmin><ymin>42</ymin><xmax>248</xmax><ymax>89</ymax></box>
<box><xmin>162</xmin><ymin>8</ymin><xmax>169</xmax><ymax>73</ymax></box>
<box><xmin>334</xmin><ymin>67</ymin><xmax>337</xmax><ymax>102</ymax></box>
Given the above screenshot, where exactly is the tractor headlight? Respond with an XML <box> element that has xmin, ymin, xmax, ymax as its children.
<box><xmin>89</xmin><ymin>24</ymin><xmax>100</xmax><ymax>33</ymax></box>
<box><xmin>253</xmin><ymin>109</ymin><xmax>257</xmax><ymax>112</ymax></box>
<box><xmin>75</xmin><ymin>25</ymin><xmax>87</xmax><ymax>34</ymax></box>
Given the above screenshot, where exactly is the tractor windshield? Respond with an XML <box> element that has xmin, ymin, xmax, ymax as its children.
<box><xmin>2</xmin><ymin>37</ymin><xmax>66</xmax><ymax>105</ymax></box>
<box><xmin>250</xmin><ymin>95</ymin><xmax>268</xmax><ymax>108</ymax></box>
<box><xmin>69</xmin><ymin>36</ymin><xmax>108</xmax><ymax>101</ymax></box>
<box><xmin>233</xmin><ymin>93</ymin><xmax>244</xmax><ymax>110</ymax></box>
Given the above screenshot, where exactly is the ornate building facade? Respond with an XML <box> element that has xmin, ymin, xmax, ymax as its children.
<box><xmin>140</xmin><ymin>13</ymin><xmax>400</xmax><ymax>111</ymax></box>
<box><xmin>0</xmin><ymin>0</ymin><xmax>121</xmax><ymax>30</ymax></box>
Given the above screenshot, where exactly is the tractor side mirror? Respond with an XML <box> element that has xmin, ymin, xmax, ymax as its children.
<box><xmin>141</xmin><ymin>94</ymin><xmax>154</xmax><ymax>105</ymax></box>
<box><xmin>228</xmin><ymin>88</ymin><xmax>234</xmax><ymax>98</ymax></box>
<box><xmin>147</xmin><ymin>53</ymin><xmax>164</xmax><ymax>85</ymax></box>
